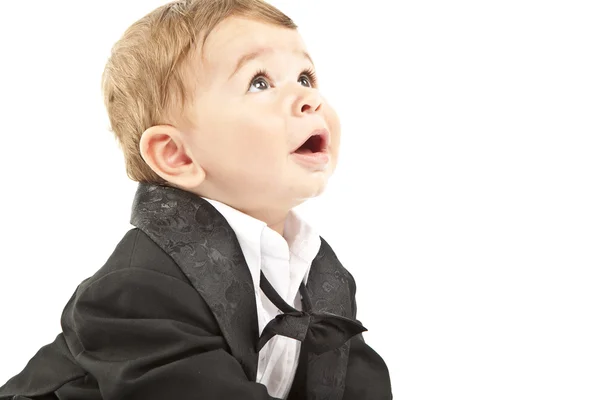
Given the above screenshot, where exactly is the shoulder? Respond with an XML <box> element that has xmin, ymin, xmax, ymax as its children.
<box><xmin>79</xmin><ymin>228</ymin><xmax>189</xmax><ymax>291</ymax></box>
<box><xmin>63</xmin><ymin>228</ymin><xmax>213</xmax><ymax>329</ymax></box>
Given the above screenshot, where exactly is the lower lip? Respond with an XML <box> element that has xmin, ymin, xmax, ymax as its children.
<box><xmin>291</xmin><ymin>151</ymin><xmax>330</xmax><ymax>168</ymax></box>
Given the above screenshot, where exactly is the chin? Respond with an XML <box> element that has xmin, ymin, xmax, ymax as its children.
<box><xmin>303</xmin><ymin>179</ymin><xmax>330</xmax><ymax>199</ymax></box>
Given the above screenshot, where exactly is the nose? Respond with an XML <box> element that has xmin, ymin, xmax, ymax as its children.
<box><xmin>292</xmin><ymin>86</ymin><xmax>322</xmax><ymax>116</ymax></box>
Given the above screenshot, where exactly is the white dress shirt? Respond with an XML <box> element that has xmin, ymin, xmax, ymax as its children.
<box><xmin>202</xmin><ymin>197</ymin><xmax>322</xmax><ymax>399</ymax></box>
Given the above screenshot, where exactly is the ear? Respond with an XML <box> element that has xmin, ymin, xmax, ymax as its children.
<box><xmin>139</xmin><ymin>124</ymin><xmax>206</xmax><ymax>190</ymax></box>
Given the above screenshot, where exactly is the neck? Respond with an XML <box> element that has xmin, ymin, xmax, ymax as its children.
<box><xmin>243</xmin><ymin>206</ymin><xmax>289</xmax><ymax>237</ymax></box>
<box><xmin>184</xmin><ymin>184</ymin><xmax>293</xmax><ymax>237</ymax></box>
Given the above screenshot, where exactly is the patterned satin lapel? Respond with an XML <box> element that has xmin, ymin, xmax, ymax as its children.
<box><xmin>129</xmin><ymin>183</ymin><xmax>260</xmax><ymax>380</ymax></box>
<box><xmin>302</xmin><ymin>237</ymin><xmax>352</xmax><ymax>400</ymax></box>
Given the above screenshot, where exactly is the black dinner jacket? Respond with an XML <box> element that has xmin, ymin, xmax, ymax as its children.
<box><xmin>0</xmin><ymin>183</ymin><xmax>392</xmax><ymax>400</ymax></box>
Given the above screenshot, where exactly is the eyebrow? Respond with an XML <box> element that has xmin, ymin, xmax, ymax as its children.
<box><xmin>228</xmin><ymin>47</ymin><xmax>314</xmax><ymax>80</ymax></box>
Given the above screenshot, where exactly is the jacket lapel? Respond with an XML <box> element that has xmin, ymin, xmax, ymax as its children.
<box><xmin>300</xmin><ymin>237</ymin><xmax>353</xmax><ymax>400</ymax></box>
<box><xmin>129</xmin><ymin>183</ymin><xmax>260</xmax><ymax>380</ymax></box>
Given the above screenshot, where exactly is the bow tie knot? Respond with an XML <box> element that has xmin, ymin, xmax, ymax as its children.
<box><xmin>257</xmin><ymin>272</ymin><xmax>367</xmax><ymax>355</ymax></box>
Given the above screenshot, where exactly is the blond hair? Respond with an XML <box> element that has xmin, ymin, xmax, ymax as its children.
<box><xmin>101</xmin><ymin>0</ymin><xmax>296</xmax><ymax>184</ymax></box>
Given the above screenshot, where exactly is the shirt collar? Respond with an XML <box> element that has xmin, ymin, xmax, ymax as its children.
<box><xmin>200</xmin><ymin>197</ymin><xmax>321</xmax><ymax>283</ymax></box>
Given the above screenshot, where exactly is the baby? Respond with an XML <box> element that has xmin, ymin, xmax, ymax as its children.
<box><xmin>0</xmin><ymin>0</ymin><xmax>391</xmax><ymax>399</ymax></box>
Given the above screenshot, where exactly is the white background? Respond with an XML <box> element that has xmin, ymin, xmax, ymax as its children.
<box><xmin>1</xmin><ymin>0</ymin><xmax>599</xmax><ymax>398</ymax></box>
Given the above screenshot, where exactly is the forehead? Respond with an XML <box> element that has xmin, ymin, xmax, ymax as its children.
<box><xmin>201</xmin><ymin>16</ymin><xmax>308</xmax><ymax>70</ymax></box>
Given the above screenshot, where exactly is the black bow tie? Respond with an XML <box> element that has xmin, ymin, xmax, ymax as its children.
<box><xmin>257</xmin><ymin>271</ymin><xmax>367</xmax><ymax>355</ymax></box>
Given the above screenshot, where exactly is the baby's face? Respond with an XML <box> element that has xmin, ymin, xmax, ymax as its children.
<box><xmin>181</xmin><ymin>15</ymin><xmax>340</xmax><ymax>212</ymax></box>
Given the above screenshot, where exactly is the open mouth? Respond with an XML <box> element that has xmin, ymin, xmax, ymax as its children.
<box><xmin>293</xmin><ymin>132</ymin><xmax>327</xmax><ymax>154</ymax></box>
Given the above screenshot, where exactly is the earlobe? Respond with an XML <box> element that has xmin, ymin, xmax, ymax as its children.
<box><xmin>139</xmin><ymin>125</ymin><xmax>206</xmax><ymax>189</ymax></box>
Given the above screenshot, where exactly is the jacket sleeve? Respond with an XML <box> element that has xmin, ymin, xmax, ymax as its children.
<box><xmin>61</xmin><ymin>267</ymin><xmax>279</xmax><ymax>400</ymax></box>
<box><xmin>343</xmin><ymin>273</ymin><xmax>393</xmax><ymax>400</ymax></box>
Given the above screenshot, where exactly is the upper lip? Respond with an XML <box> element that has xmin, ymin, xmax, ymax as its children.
<box><xmin>292</xmin><ymin>128</ymin><xmax>330</xmax><ymax>153</ymax></box>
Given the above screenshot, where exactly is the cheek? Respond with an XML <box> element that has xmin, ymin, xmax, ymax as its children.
<box><xmin>235</xmin><ymin>111</ymin><xmax>286</xmax><ymax>150</ymax></box>
<box><xmin>324</xmin><ymin>103</ymin><xmax>341</xmax><ymax>152</ymax></box>
<box><xmin>217</xmin><ymin>114</ymin><xmax>287</xmax><ymax>170</ymax></box>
